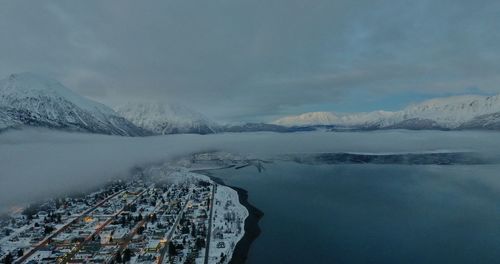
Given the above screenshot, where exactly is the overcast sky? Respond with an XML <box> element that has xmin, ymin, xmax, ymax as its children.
<box><xmin>1</xmin><ymin>1</ymin><xmax>500</xmax><ymax>121</ymax></box>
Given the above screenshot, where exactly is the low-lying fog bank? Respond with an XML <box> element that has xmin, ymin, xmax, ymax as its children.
<box><xmin>1</xmin><ymin>128</ymin><xmax>499</xmax><ymax>212</ymax></box>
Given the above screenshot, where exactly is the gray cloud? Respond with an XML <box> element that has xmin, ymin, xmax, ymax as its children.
<box><xmin>0</xmin><ymin>0</ymin><xmax>500</xmax><ymax>121</ymax></box>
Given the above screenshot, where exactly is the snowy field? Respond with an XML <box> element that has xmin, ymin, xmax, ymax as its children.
<box><xmin>178</xmin><ymin>170</ymin><xmax>249</xmax><ymax>264</ymax></box>
<box><xmin>207</xmin><ymin>184</ymin><xmax>248</xmax><ymax>264</ymax></box>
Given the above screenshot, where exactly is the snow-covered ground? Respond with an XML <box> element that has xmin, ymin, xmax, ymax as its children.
<box><xmin>169</xmin><ymin>169</ymin><xmax>249</xmax><ymax>264</ymax></box>
<box><xmin>207</xmin><ymin>184</ymin><xmax>248</xmax><ymax>264</ymax></box>
<box><xmin>0</xmin><ymin>165</ymin><xmax>251</xmax><ymax>264</ymax></box>
<box><xmin>142</xmin><ymin>166</ymin><xmax>249</xmax><ymax>264</ymax></box>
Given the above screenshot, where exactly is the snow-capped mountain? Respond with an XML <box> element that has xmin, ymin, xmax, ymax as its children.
<box><xmin>273</xmin><ymin>94</ymin><xmax>500</xmax><ymax>130</ymax></box>
<box><xmin>0</xmin><ymin>72</ymin><xmax>149</xmax><ymax>136</ymax></box>
<box><xmin>221</xmin><ymin>122</ymin><xmax>315</xmax><ymax>133</ymax></box>
<box><xmin>273</xmin><ymin>112</ymin><xmax>338</xmax><ymax>127</ymax></box>
<box><xmin>115</xmin><ymin>102</ymin><xmax>219</xmax><ymax>135</ymax></box>
<box><xmin>3</xmin><ymin>72</ymin><xmax>500</xmax><ymax>135</ymax></box>
<box><xmin>391</xmin><ymin>95</ymin><xmax>500</xmax><ymax>128</ymax></box>
<box><xmin>459</xmin><ymin>112</ymin><xmax>500</xmax><ymax>130</ymax></box>
<box><xmin>0</xmin><ymin>106</ymin><xmax>16</xmax><ymax>131</ymax></box>
<box><xmin>273</xmin><ymin>111</ymin><xmax>394</xmax><ymax>127</ymax></box>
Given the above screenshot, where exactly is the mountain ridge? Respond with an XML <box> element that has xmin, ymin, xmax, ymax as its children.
<box><xmin>0</xmin><ymin>72</ymin><xmax>149</xmax><ymax>136</ymax></box>
<box><xmin>115</xmin><ymin>101</ymin><xmax>219</xmax><ymax>135</ymax></box>
<box><xmin>2</xmin><ymin>72</ymin><xmax>500</xmax><ymax>135</ymax></box>
<box><xmin>273</xmin><ymin>94</ymin><xmax>500</xmax><ymax>130</ymax></box>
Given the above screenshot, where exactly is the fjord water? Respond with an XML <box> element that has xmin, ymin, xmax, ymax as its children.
<box><xmin>211</xmin><ymin>162</ymin><xmax>500</xmax><ymax>264</ymax></box>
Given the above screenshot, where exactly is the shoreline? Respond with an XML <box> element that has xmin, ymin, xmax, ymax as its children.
<box><xmin>195</xmin><ymin>169</ymin><xmax>263</xmax><ymax>264</ymax></box>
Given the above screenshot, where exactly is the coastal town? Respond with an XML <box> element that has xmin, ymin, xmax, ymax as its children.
<box><xmin>0</xmin><ymin>168</ymin><xmax>248</xmax><ymax>264</ymax></box>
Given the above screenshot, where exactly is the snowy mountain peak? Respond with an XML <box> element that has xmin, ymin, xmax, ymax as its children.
<box><xmin>1</xmin><ymin>72</ymin><xmax>115</xmax><ymax>116</ymax></box>
<box><xmin>273</xmin><ymin>110</ymin><xmax>395</xmax><ymax>127</ymax></box>
<box><xmin>273</xmin><ymin>112</ymin><xmax>339</xmax><ymax>126</ymax></box>
<box><xmin>7</xmin><ymin>72</ymin><xmax>62</xmax><ymax>91</ymax></box>
<box><xmin>273</xmin><ymin>93</ymin><xmax>500</xmax><ymax>130</ymax></box>
<box><xmin>115</xmin><ymin>101</ymin><xmax>219</xmax><ymax>135</ymax></box>
<box><xmin>0</xmin><ymin>72</ymin><xmax>147</xmax><ymax>136</ymax></box>
<box><xmin>396</xmin><ymin>94</ymin><xmax>500</xmax><ymax>128</ymax></box>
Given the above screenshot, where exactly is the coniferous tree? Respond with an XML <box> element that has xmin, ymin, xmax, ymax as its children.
<box><xmin>115</xmin><ymin>252</ymin><xmax>122</xmax><ymax>263</ymax></box>
<box><xmin>123</xmin><ymin>248</ymin><xmax>132</xmax><ymax>262</ymax></box>
<box><xmin>168</xmin><ymin>242</ymin><xmax>177</xmax><ymax>256</ymax></box>
<box><xmin>4</xmin><ymin>253</ymin><xmax>13</xmax><ymax>264</ymax></box>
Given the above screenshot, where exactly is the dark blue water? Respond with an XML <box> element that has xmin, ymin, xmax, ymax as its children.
<box><xmin>209</xmin><ymin>162</ymin><xmax>500</xmax><ymax>264</ymax></box>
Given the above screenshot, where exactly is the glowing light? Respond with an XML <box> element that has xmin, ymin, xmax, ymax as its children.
<box><xmin>83</xmin><ymin>216</ymin><xmax>94</xmax><ymax>223</ymax></box>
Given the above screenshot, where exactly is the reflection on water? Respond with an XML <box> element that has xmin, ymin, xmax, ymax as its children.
<box><xmin>210</xmin><ymin>162</ymin><xmax>500</xmax><ymax>264</ymax></box>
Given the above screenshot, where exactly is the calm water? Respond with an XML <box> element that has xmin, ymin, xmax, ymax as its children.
<box><xmin>209</xmin><ymin>162</ymin><xmax>500</xmax><ymax>264</ymax></box>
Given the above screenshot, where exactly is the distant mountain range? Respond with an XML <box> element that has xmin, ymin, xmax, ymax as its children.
<box><xmin>2</xmin><ymin>72</ymin><xmax>500</xmax><ymax>136</ymax></box>
<box><xmin>0</xmin><ymin>73</ymin><xmax>302</xmax><ymax>136</ymax></box>
<box><xmin>273</xmin><ymin>95</ymin><xmax>500</xmax><ymax>131</ymax></box>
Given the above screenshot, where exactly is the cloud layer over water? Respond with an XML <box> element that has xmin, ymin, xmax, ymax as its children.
<box><xmin>1</xmin><ymin>129</ymin><xmax>500</xmax><ymax>211</ymax></box>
